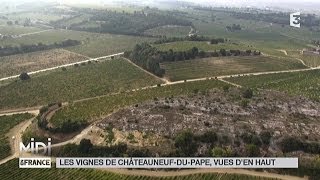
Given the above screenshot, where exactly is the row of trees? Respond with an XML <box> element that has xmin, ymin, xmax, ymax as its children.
<box><xmin>280</xmin><ymin>136</ymin><xmax>320</xmax><ymax>154</ymax></box>
<box><xmin>125</xmin><ymin>43</ymin><xmax>261</xmax><ymax>77</ymax></box>
<box><xmin>153</xmin><ymin>35</ymin><xmax>225</xmax><ymax>45</ymax></box>
<box><xmin>226</xmin><ymin>24</ymin><xmax>242</xmax><ymax>32</ymax></box>
<box><xmin>0</xmin><ymin>39</ymin><xmax>81</xmax><ymax>57</ymax></box>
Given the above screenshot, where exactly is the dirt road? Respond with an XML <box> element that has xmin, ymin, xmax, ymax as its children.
<box><xmin>0</xmin><ymin>117</ymin><xmax>36</xmax><ymax>165</ymax></box>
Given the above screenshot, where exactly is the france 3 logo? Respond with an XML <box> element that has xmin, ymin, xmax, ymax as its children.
<box><xmin>290</xmin><ymin>12</ymin><xmax>301</xmax><ymax>28</ymax></box>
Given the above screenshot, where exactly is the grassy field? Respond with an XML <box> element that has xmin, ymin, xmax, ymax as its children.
<box><xmin>0</xmin><ymin>58</ymin><xmax>162</xmax><ymax>110</ymax></box>
<box><xmin>0</xmin><ymin>49</ymin><xmax>88</xmax><ymax>78</ymax></box>
<box><xmin>228</xmin><ymin>70</ymin><xmax>320</xmax><ymax>101</ymax></box>
<box><xmin>144</xmin><ymin>25</ymin><xmax>191</xmax><ymax>37</ymax></box>
<box><xmin>161</xmin><ymin>56</ymin><xmax>306</xmax><ymax>81</ymax></box>
<box><xmin>51</xmin><ymin>79</ymin><xmax>228</xmax><ymax>129</ymax></box>
<box><xmin>155</xmin><ymin>41</ymin><xmax>252</xmax><ymax>52</ymax></box>
<box><xmin>0</xmin><ymin>29</ymin><xmax>155</xmax><ymax>57</ymax></box>
<box><xmin>0</xmin><ymin>113</ymin><xmax>34</xmax><ymax>160</ymax></box>
<box><xmin>0</xmin><ymin>159</ymin><xmax>276</xmax><ymax>180</ymax></box>
<box><xmin>0</xmin><ymin>25</ymin><xmax>44</xmax><ymax>35</ymax></box>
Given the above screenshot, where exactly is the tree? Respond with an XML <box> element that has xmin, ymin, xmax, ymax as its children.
<box><xmin>19</xmin><ymin>72</ymin><xmax>30</xmax><ymax>81</ymax></box>
<box><xmin>7</xmin><ymin>21</ymin><xmax>13</xmax><ymax>26</ymax></box>
<box><xmin>78</xmin><ymin>139</ymin><xmax>93</xmax><ymax>153</ymax></box>
<box><xmin>175</xmin><ymin>130</ymin><xmax>198</xmax><ymax>156</ymax></box>
<box><xmin>220</xmin><ymin>49</ymin><xmax>227</xmax><ymax>56</ymax></box>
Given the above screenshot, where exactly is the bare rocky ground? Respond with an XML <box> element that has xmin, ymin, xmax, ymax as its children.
<box><xmin>98</xmin><ymin>88</ymin><xmax>320</xmax><ymax>142</ymax></box>
<box><xmin>99</xmin><ymin>89</ymin><xmax>320</xmax><ymax>141</ymax></box>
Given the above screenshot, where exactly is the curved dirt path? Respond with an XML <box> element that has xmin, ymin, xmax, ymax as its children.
<box><xmin>0</xmin><ymin>116</ymin><xmax>36</xmax><ymax>165</ymax></box>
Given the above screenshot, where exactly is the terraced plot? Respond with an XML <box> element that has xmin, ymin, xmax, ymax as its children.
<box><xmin>0</xmin><ymin>58</ymin><xmax>162</xmax><ymax>110</ymax></box>
<box><xmin>0</xmin><ymin>113</ymin><xmax>33</xmax><ymax>160</ymax></box>
<box><xmin>228</xmin><ymin>70</ymin><xmax>320</xmax><ymax>101</ymax></box>
<box><xmin>161</xmin><ymin>56</ymin><xmax>306</xmax><ymax>81</ymax></box>
<box><xmin>0</xmin><ymin>159</ymin><xmax>276</xmax><ymax>180</ymax></box>
<box><xmin>144</xmin><ymin>25</ymin><xmax>191</xmax><ymax>37</ymax></box>
<box><xmin>0</xmin><ymin>49</ymin><xmax>88</xmax><ymax>78</ymax></box>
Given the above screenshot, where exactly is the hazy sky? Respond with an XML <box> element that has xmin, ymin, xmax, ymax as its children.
<box><xmin>1</xmin><ymin>0</ymin><xmax>320</xmax><ymax>11</ymax></box>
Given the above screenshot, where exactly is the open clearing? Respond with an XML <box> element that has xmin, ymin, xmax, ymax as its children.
<box><xmin>0</xmin><ymin>58</ymin><xmax>162</xmax><ymax>110</ymax></box>
<box><xmin>161</xmin><ymin>56</ymin><xmax>306</xmax><ymax>81</ymax></box>
<box><xmin>0</xmin><ymin>49</ymin><xmax>88</xmax><ymax>78</ymax></box>
<box><xmin>228</xmin><ymin>70</ymin><xmax>320</xmax><ymax>101</ymax></box>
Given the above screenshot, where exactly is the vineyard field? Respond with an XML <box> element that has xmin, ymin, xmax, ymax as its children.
<box><xmin>50</xmin><ymin>79</ymin><xmax>228</xmax><ymax>129</ymax></box>
<box><xmin>161</xmin><ymin>56</ymin><xmax>306</xmax><ymax>81</ymax></box>
<box><xmin>0</xmin><ymin>29</ymin><xmax>155</xmax><ymax>58</ymax></box>
<box><xmin>0</xmin><ymin>113</ymin><xmax>34</xmax><ymax>160</ymax></box>
<box><xmin>0</xmin><ymin>49</ymin><xmax>88</xmax><ymax>78</ymax></box>
<box><xmin>144</xmin><ymin>25</ymin><xmax>191</xmax><ymax>37</ymax></box>
<box><xmin>0</xmin><ymin>58</ymin><xmax>162</xmax><ymax>110</ymax></box>
<box><xmin>228</xmin><ymin>69</ymin><xmax>320</xmax><ymax>101</ymax></box>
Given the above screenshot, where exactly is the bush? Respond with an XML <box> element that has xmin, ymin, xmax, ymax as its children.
<box><xmin>243</xmin><ymin>88</ymin><xmax>253</xmax><ymax>99</ymax></box>
<box><xmin>175</xmin><ymin>130</ymin><xmax>198</xmax><ymax>156</ymax></box>
<box><xmin>211</xmin><ymin>147</ymin><xmax>233</xmax><ymax>157</ymax></box>
<box><xmin>79</xmin><ymin>139</ymin><xmax>93</xmax><ymax>153</ymax></box>
<box><xmin>240</xmin><ymin>99</ymin><xmax>250</xmax><ymax>108</ymax></box>
<box><xmin>19</xmin><ymin>72</ymin><xmax>30</xmax><ymax>81</ymax></box>
<box><xmin>245</xmin><ymin>144</ymin><xmax>260</xmax><ymax>157</ymax></box>
<box><xmin>260</xmin><ymin>131</ymin><xmax>272</xmax><ymax>145</ymax></box>
<box><xmin>197</xmin><ymin>131</ymin><xmax>218</xmax><ymax>144</ymax></box>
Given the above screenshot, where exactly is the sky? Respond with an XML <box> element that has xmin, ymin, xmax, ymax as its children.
<box><xmin>1</xmin><ymin>0</ymin><xmax>320</xmax><ymax>11</ymax></box>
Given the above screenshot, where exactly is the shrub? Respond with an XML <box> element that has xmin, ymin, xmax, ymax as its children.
<box><xmin>19</xmin><ymin>72</ymin><xmax>30</xmax><ymax>81</ymax></box>
<box><xmin>243</xmin><ymin>88</ymin><xmax>253</xmax><ymax>99</ymax></box>
<box><xmin>245</xmin><ymin>144</ymin><xmax>260</xmax><ymax>157</ymax></box>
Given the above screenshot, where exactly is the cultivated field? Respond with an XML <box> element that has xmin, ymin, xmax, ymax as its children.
<box><xmin>161</xmin><ymin>56</ymin><xmax>306</xmax><ymax>81</ymax></box>
<box><xmin>51</xmin><ymin>80</ymin><xmax>228</xmax><ymax>129</ymax></box>
<box><xmin>144</xmin><ymin>25</ymin><xmax>191</xmax><ymax>37</ymax></box>
<box><xmin>228</xmin><ymin>70</ymin><xmax>320</xmax><ymax>101</ymax></box>
<box><xmin>0</xmin><ymin>25</ymin><xmax>44</xmax><ymax>35</ymax></box>
<box><xmin>155</xmin><ymin>41</ymin><xmax>251</xmax><ymax>52</ymax></box>
<box><xmin>6</xmin><ymin>12</ymin><xmax>63</xmax><ymax>23</ymax></box>
<box><xmin>1</xmin><ymin>29</ymin><xmax>155</xmax><ymax>57</ymax></box>
<box><xmin>0</xmin><ymin>49</ymin><xmax>88</xmax><ymax>78</ymax></box>
<box><xmin>0</xmin><ymin>159</ymin><xmax>276</xmax><ymax>180</ymax></box>
<box><xmin>0</xmin><ymin>113</ymin><xmax>33</xmax><ymax>160</ymax></box>
<box><xmin>0</xmin><ymin>58</ymin><xmax>163</xmax><ymax>110</ymax></box>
